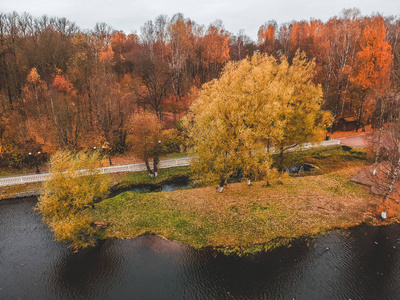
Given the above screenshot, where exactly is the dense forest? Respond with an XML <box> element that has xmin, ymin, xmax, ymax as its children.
<box><xmin>0</xmin><ymin>8</ymin><xmax>399</xmax><ymax>168</ymax></box>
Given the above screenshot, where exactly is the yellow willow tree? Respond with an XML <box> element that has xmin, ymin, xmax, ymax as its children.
<box><xmin>272</xmin><ymin>52</ymin><xmax>332</xmax><ymax>182</ymax></box>
<box><xmin>36</xmin><ymin>151</ymin><xmax>112</xmax><ymax>251</ymax></box>
<box><xmin>186</xmin><ymin>52</ymin><xmax>330</xmax><ymax>191</ymax></box>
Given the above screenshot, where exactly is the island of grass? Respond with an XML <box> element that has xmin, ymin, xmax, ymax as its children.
<box><xmin>94</xmin><ymin>146</ymin><xmax>383</xmax><ymax>255</ymax></box>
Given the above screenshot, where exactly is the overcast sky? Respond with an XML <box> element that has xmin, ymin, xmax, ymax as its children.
<box><xmin>1</xmin><ymin>0</ymin><xmax>399</xmax><ymax>40</ymax></box>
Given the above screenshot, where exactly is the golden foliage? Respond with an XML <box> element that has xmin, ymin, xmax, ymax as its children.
<box><xmin>36</xmin><ymin>151</ymin><xmax>112</xmax><ymax>251</ymax></box>
<box><xmin>26</xmin><ymin>68</ymin><xmax>41</xmax><ymax>84</ymax></box>
<box><xmin>202</xmin><ymin>24</ymin><xmax>230</xmax><ymax>67</ymax></box>
<box><xmin>128</xmin><ymin>111</ymin><xmax>164</xmax><ymax>176</ymax></box>
<box><xmin>129</xmin><ymin>112</ymin><xmax>163</xmax><ymax>159</ymax></box>
<box><xmin>99</xmin><ymin>44</ymin><xmax>114</xmax><ymax>63</ymax></box>
<box><xmin>186</xmin><ymin>52</ymin><xmax>330</xmax><ymax>186</ymax></box>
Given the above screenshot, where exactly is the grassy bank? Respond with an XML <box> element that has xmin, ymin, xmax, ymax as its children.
<box><xmin>0</xmin><ymin>182</ymin><xmax>42</xmax><ymax>200</ymax></box>
<box><xmin>272</xmin><ymin>145</ymin><xmax>370</xmax><ymax>174</ymax></box>
<box><xmin>0</xmin><ymin>145</ymin><xmax>369</xmax><ymax>200</ymax></box>
<box><xmin>115</xmin><ymin>166</ymin><xmax>191</xmax><ymax>189</ymax></box>
<box><xmin>94</xmin><ymin>164</ymin><xmax>381</xmax><ymax>255</ymax></box>
<box><xmin>117</xmin><ymin>145</ymin><xmax>371</xmax><ymax>188</ymax></box>
<box><xmin>2</xmin><ymin>145</ymin><xmax>383</xmax><ymax>254</ymax></box>
<box><xmin>0</xmin><ymin>166</ymin><xmax>191</xmax><ymax>200</ymax></box>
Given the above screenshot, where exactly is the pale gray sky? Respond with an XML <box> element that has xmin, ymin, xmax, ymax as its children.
<box><xmin>1</xmin><ymin>0</ymin><xmax>399</xmax><ymax>40</ymax></box>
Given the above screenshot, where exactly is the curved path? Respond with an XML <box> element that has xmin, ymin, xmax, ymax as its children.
<box><xmin>338</xmin><ymin>134</ymin><xmax>369</xmax><ymax>148</ymax></box>
<box><xmin>0</xmin><ymin>136</ymin><xmax>367</xmax><ymax>187</ymax></box>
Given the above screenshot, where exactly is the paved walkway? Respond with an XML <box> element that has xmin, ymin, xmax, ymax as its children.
<box><xmin>338</xmin><ymin>134</ymin><xmax>369</xmax><ymax>148</ymax></box>
<box><xmin>0</xmin><ymin>137</ymin><xmax>360</xmax><ymax>187</ymax></box>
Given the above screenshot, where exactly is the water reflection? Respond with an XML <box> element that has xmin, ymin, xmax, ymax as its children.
<box><xmin>51</xmin><ymin>240</ymin><xmax>121</xmax><ymax>300</ymax></box>
<box><xmin>108</xmin><ymin>181</ymin><xmax>190</xmax><ymax>198</ymax></box>
<box><xmin>1</xmin><ymin>198</ymin><xmax>400</xmax><ymax>299</ymax></box>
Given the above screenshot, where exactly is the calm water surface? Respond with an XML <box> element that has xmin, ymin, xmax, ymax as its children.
<box><xmin>1</xmin><ymin>197</ymin><xmax>400</xmax><ymax>300</ymax></box>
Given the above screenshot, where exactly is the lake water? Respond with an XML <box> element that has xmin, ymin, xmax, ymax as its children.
<box><xmin>108</xmin><ymin>181</ymin><xmax>190</xmax><ymax>198</ymax></box>
<box><xmin>1</xmin><ymin>197</ymin><xmax>400</xmax><ymax>299</ymax></box>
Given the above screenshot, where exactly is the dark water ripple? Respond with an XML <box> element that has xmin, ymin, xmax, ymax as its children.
<box><xmin>1</xmin><ymin>198</ymin><xmax>400</xmax><ymax>299</ymax></box>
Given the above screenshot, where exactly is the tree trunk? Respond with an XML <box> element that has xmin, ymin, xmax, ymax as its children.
<box><xmin>356</xmin><ymin>87</ymin><xmax>366</xmax><ymax>132</ymax></box>
<box><xmin>382</xmin><ymin>152</ymin><xmax>400</xmax><ymax>218</ymax></box>
<box><xmin>144</xmin><ymin>157</ymin><xmax>154</xmax><ymax>177</ymax></box>
<box><xmin>153</xmin><ymin>155</ymin><xmax>159</xmax><ymax>178</ymax></box>
<box><xmin>334</xmin><ymin>83</ymin><xmax>342</xmax><ymax>118</ymax></box>
<box><xmin>278</xmin><ymin>148</ymin><xmax>284</xmax><ymax>184</ymax></box>
<box><xmin>340</xmin><ymin>73</ymin><xmax>351</xmax><ymax>117</ymax></box>
<box><xmin>217</xmin><ymin>178</ymin><xmax>225</xmax><ymax>193</ymax></box>
<box><xmin>373</xmin><ymin>100</ymin><xmax>385</xmax><ymax>175</ymax></box>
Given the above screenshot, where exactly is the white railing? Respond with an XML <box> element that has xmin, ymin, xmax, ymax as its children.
<box><xmin>289</xmin><ymin>139</ymin><xmax>340</xmax><ymax>152</ymax></box>
<box><xmin>0</xmin><ymin>139</ymin><xmax>341</xmax><ymax>187</ymax></box>
<box><xmin>0</xmin><ymin>173</ymin><xmax>50</xmax><ymax>187</ymax></box>
<box><xmin>0</xmin><ymin>157</ymin><xmax>193</xmax><ymax>187</ymax></box>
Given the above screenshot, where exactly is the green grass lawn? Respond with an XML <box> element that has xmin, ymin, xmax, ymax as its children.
<box><xmin>94</xmin><ymin>146</ymin><xmax>381</xmax><ymax>255</ymax></box>
<box><xmin>274</xmin><ymin>145</ymin><xmax>370</xmax><ymax>174</ymax></box>
<box><xmin>115</xmin><ymin>166</ymin><xmax>191</xmax><ymax>189</ymax></box>
<box><xmin>0</xmin><ymin>182</ymin><xmax>42</xmax><ymax>199</ymax></box>
<box><xmin>95</xmin><ymin>168</ymin><xmax>379</xmax><ymax>255</ymax></box>
<box><xmin>160</xmin><ymin>151</ymin><xmax>191</xmax><ymax>159</ymax></box>
<box><xmin>0</xmin><ymin>145</ymin><xmax>370</xmax><ymax>201</ymax></box>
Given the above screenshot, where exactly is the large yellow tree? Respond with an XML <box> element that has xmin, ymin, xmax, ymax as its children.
<box><xmin>186</xmin><ymin>52</ymin><xmax>330</xmax><ymax>191</ymax></box>
<box><xmin>272</xmin><ymin>52</ymin><xmax>331</xmax><ymax>180</ymax></box>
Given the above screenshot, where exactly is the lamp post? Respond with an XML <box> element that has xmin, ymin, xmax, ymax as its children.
<box><xmin>324</xmin><ymin>123</ymin><xmax>332</xmax><ymax>140</ymax></box>
<box><xmin>154</xmin><ymin>140</ymin><xmax>162</xmax><ymax>178</ymax></box>
<box><xmin>35</xmin><ymin>151</ymin><xmax>41</xmax><ymax>174</ymax></box>
<box><xmin>28</xmin><ymin>151</ymin><xmax>41</xmax><ymax>174</ymax></box>
<box><xmin>28</xmin><ymin>152</ymin><xmax>32</xmax><ymax>172</ymax></box>
<box><xmin>102</xmin><ymin>142</ymin><xmax>112</xmax><ymax>165</ymax></box>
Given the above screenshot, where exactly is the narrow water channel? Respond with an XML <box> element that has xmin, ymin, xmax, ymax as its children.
<box><xmin>1</xmin><ymin>197</ymin><xmax>400</xmax><ymax>299</ymax></box>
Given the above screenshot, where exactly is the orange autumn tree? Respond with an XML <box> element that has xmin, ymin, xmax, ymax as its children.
<box><xmin>288</xmin><ymin>20</ymin><xmax>324</xmax><ymax>61</ymax></box>
<box><xmin>20</xmin><ymin>68</ymin><xmax>65</xmax><ymax>154</ymax></box>
<box><xmin>167</xmin><ymin>15</ymin><xmax>195</xmax><ymax>122</ymax></box>
<box><xmin>111</xmin><ymin>31</ymin><xmax>127</xmax><ymax>72</ymax></box>
<box><xmin>53</xmin><ymin>73</ymin><xmax>77</xmax><ymax>96</ymax></box>
<box><xmin>201</xmin><ymin>21</ymin><xmax>230</xmax><ymax>82</ymax></box>
<box><xmin>168</xmin><ymin>15</ymin><xmax>195</xmax><ymax>103</ymax></box>
<box><xmin>257</xmin><ymin>21</ymin><xmax>276</xmax><ymax>55</ymax></box>
<box><xmin>317</xmin><ymin>9</ymin><xmax>362</xmax><ymax>118</ymax></box>
<box><xmin>99</xmin><ymin>44</ymin><xmax>115</xmax><ymax>64</ymax></box>
<box><xmin>50</xmin><ymin>72</ymin><xmax>81</xmax><ymax>148</ymax></box>
<box><xmin>111</xmin><ymin>31</ymin><xmax>126</xmax><ymax>55</ymax></box>
<box><xmin>352</xmin><ymin>16</ymin><xmax>393</xmax><ymax>130</ymax></box>
<box><xmin>129</xmin><ymin>112</ymin><xmax>164</xmax><ymax>178</ymax></box>
<box><xmin>22</xmin><ymin>68</ymin><xmax>49</xmax><ymax>120</ymax></box>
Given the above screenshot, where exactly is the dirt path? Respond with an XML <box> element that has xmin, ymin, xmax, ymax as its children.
<box><xmin>339</xmin><ymin>134</ymin><xmax>370</xmax><ymax>148</ymax></box>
